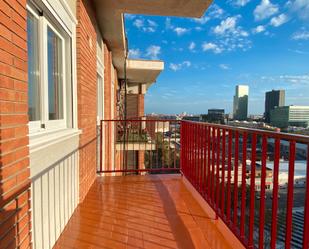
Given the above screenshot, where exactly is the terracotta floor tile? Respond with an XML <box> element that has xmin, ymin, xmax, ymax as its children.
<box><xmin>53</xmin><ymin>174</ymin><xmax>235</xmax><ymax>249</ymax></box>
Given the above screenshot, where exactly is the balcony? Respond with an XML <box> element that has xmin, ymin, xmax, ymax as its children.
<box><xmin>53</xmin><ymin>174</ymin><xmax>237</xmax><ymax>249</ymax></box>
<box><xmin>56</xmin><ymin>119</ymin><xmax>309</xmax><ymax>249</ymax></box>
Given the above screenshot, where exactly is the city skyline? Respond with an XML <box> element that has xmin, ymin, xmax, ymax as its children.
<box><xmin>125</xmin><ymin>1</ymin><xmax>309</xmax><ymax>114</ymax></box>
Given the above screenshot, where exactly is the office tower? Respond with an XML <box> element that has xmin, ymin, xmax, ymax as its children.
<box><xmin>270</xmin><ymin>106</ymin><xmax>309</xmax><ymax>128</ymax></box>
<box><xmin>207</xmin><ymin>109</ymin><xmax>225</xmax><ymax>124</ymax></box>
<box><xmin>264</xmin><ymin>90</ymin><xmax>285</xmax><ymax>123</ymax></box>
<box><xmin>233</xmin><ymin>85</ymin><xmax>249</xmax><ymax>120</ymax></box>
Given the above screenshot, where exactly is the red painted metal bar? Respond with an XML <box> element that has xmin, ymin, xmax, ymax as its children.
<box><xmin>211</xmin><ymin>127</ymin><xmax>216</xmax><ymax>204</ymax></box>
<box><xmin>270</xmin><ymin>138</ymin><xmax>280</xmax><ymax>249</ymax></box>
<box><xmin>303</xmin><ymin>145</ymin><xmax>309</xmax><ymax>249</ymax></box>
<box><xmin>207</xmin><ymin>125</ymin><xmax>211</xmax><ymax>199</ymax></box>
<box><xmin>204</xmin><ymin>125</ymin><xmax>208</xmax><ymax>197</ymax></box>
<box><xmin>221</xmin><ymin>129</ymin><xmax>226</xmax><ymax>216</ymax></box>
<box><xmin>240</xmin><ymin>132</ymin><xmax>247</xmax><ymax>239</ymax></box>
<box><xmin>259</xmin><ymin>135</ymin><xmax>268</xmax><ymax>249</ymax></box>
<box><xmin>197</xmin><ymin>124</ymin><xmax>201</xmax><ymax>192</ymax></box>
<box><xmin>233</xmin><ymin>131</ymin><xmax>240</xmax><ymax>228</ymax></box>
<box><xmin>216</xmin><ymin>128</ymin><xmax>221</xmax><ymax>210</ymax></box>
<box><xmin>248</xmin><ymin>133</ymin><xmax>257</xmax><ymax>248</ymax></box>
<box><xmin>100</xmin><ymin>120</ymin><xmax>103</xmax><ymax>172</ymax></box>
<box><xmin>226</xmin><ymin>130</ymin><xmax>232</xmax><ymax>223</ymax></box>
<box><xmin>285</xmin><ymin>140</ymin><xmax>296</xmax><ymax>249</ymax></box>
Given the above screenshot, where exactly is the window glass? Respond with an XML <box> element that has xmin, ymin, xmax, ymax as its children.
<box><xmin>47</xmin><ymin>27</ymin><xmax>64</xmax><ymax>120</ymax></box>
<box><xmin>27</xmin><ymin>12</ymin><xmax>40</xmax><ymax>121</ymax></box>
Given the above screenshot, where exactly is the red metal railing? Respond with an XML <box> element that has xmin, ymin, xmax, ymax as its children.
<box><xmin>98</xmin><ymin>118</ymin><xmax>181</xmax><ymax>174</ymax></box>
<box><xmin>181</xmin><ymin>121</ymin><xmax>309</xmax><ymax>249</ymax></box>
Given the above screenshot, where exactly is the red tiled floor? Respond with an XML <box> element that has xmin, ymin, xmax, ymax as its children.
<box><xmin>53</xmin><ymin>174</ymin><xmax>234</xmax><ymax>249</ymax></box>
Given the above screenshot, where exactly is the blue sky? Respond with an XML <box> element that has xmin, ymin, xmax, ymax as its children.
<box><xmin>125</xmin><ymin>0</ymin><xmax>309</xmax><ymax>115</ymax></box>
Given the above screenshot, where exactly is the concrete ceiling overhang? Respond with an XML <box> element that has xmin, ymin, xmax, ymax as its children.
<box><xmin>126</xmin><ymin>59</ymin><xmax>164</xmax><ymax>89</ymax></box>
<box><xmin>93</xmin><ymin>0</ymin><xmax>212</xmax><ymax>78</ymax></box>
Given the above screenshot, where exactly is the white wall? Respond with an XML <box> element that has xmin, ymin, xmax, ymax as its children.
<box><xmin>30</xmin><ymin>132</ymin><xmax>80</xmax><ymax>249</ymax></box>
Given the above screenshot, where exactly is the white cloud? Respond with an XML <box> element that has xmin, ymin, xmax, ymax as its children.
<box><xmin>214</xmin><ymin>16</ymin><xmax>238</xmax><ymax>35</ymax></box>
<box><xmin>291</xmin><ymin>30</ymin><xmax>309</xmax><ymax>40</ymax></box>
<box><xmin>213</xmin><ymin>16</ymin><xmax>248</xmax><ymax>37</ymax></box>
<box><xmin>252</xmin><ymin>25</ymin><xmax>266</xmax><ymax>33</ymax></box>
<box><xmin>287</xmin><ymin>0</ymin><xmax>309</xmax><ymax>20</ymax></box>
<box><xmin>188</xmin><ymin>42</ymin><xmax>196</xmax><ymax>51</ymax></box>
<box><xmin>146</xmin><ymin>45</ymin><xmax>161</xmax><ymax>59</ymax></box>
<box><xmin>288</xmin><ymin>49</ymin><xmax>309</xmax><ymax>55</ymax></box>
<box><xmin>133</xmin><ymin>19</ymin><xmax>144</xmax><ymax>28</ymax></box>
<box><xmin>270</xmin><ymin>14</ymin><xmax>289</xmax><ymax>27</ymax></box>
<box><xmin>174</xmin><ymin>27</ymin><xmax>189</xmax><ymax>36</ymax></box>
<box><xmin>230</xmin><ymin>0</ymin><xmax>251</xmax><ymax>7</ymax></box>
<box><xmin>219</xmin><ymin>64</ymin><xmax>230</xmax><ymax>70</ymax></box>
<box><xmin>279</xmin><ymin>75</ymin><xmax>309</xmax><ymax>85</ymax></box>
<box><xmin>142</xmin><ymin>27</ymin><xmax>156</xmax><ymax>33</ymax></box>
<box><xmin>202</xmin><ymin>42</ymin><xmax>223</xmax><ymax>54</ymax></box>
<box><xmin>165</xmin><ymin>17</ymin><xmax>174</xmax><ymax>30</ymax></box>
<box><xmin>128</xmin><ymin>49</ymin><xmax>141</xmax><ymax>58</ymax></box>
<box><xmin>195</xmin><ymin>27</ymin><xmax>203</xmax><ymax>31</ymax></box>
<box><xmin>193</xmin><ymin>15</ymin><xmax>210</xmax><ymax>24</ymax></box>
<box><xmin>147</xmin><ymin>20</ymin><xmax>157</xmax><ymax>27</ymax></box>
<box><xmin>124</xmin><ymin>14</ymin><xmax>136</xmax><ymax>20</ymax></box>
<box><xmin>208</xmin><ymin>4</ymin><xmax>225</xmax><ymax>19</ymax></box>
<box><xmin>134</xmin><ymin>18</ymin><xmax>158</xmax><ymax>33</ymax></box>
<box><xmin>192</xmin><ymin>4</ymin><xmax>224</xmax><ymax>24</ymax></box>
<box><xmin>254</xmin><ymin>0</ymin><xmax>279</xmax><ymax>21</ymax></box>
<box><xmin>169</xmin><ymin>61</ymin><xmax>191</xmax><ymax>71</ymax></box>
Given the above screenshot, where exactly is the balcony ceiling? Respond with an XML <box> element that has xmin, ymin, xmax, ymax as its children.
<box><xmin>126</xmin><ymin>59</ymin><xmax>164</xmax><ymax>90</ymax></box>
<box><xmin>93</xmin><ymin>0</ymin><xmax>212</xmax><ymax>79</ymax></box>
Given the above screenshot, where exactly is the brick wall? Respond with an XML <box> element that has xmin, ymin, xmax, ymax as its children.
<box><xmin>138</xmin><ymin>93</ymin><xmax>145</xmax><ymax>117</ymax></box>
<box><xmin>103</xmin><ymin>43</ymin><xmax>112</xmax><ymax>171</ymax></box>
<box><xmin>0</xmin><ymin>0</ymin><xmax>32</xmax><ymax>248</ymax></box>
<box><xmin>76</xmin><ymin>0</ymin><xmax>97</xmax><ymax>202</ymax></box>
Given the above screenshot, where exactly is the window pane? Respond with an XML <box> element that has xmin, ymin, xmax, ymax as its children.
<box><xmin>47</xmin><ymin>27</ymin><xmax>63</xmax><ymax>120</ymax></box>
<box><xmin>27</xmin><ymin>12</ymin><xmax>40</xmax><ymax>121</ymax></box>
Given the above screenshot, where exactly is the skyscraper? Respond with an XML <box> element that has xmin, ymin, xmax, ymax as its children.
<box><xmin>233</xmin><ymin>85</ymin><xmax>249</xmax><ymax>120</ymax></box>
<box><xmin>264</xmin><ymin>90</ymin><xmax>285</xmax><ymax>123</ymax></box>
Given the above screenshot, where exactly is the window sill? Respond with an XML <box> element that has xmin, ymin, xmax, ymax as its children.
<box><xmin>29</xmin><ymin>128</ymin><xmax>82</xmax><ymax>153</ymax></box>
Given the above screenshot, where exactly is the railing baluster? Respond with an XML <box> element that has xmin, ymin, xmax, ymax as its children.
<box><xmin>207</xmin><ymin>125</ymin><xmax>211</xmax><ymax>200</ymax></box>
<box><xmin>303</xmin><ymin>145</ymin><xmax>309</xmax><ymax>249</ymax></box>
<box><xmin>216</xmin><ymin>128</ymin><xmax>221</xmax><ymax>211</ymax></box>
<box><xmin>248</xmin><ymin>133</ymin><xmax>257</xmax><ymax>248</ymax></box>
<box><xmin>212</xmin><ymin>127</ymin><xmax>216</xmax><ymax>205</ymax></box>
<box><xmin>227</xmin><ymin>129</ymin><xmax>232</xmax><ymax>223</ymax></box>
<box><xmin>199</xmin><ymin>124</ymin><xmax>202</xmax><ymax>194</ymax></box>
<box><xmin>285</xmin><ymin>140</ymin><xmax>296</xmax><ymax>249</ymax></box>
<box><xmin>259</xmin><ymin>135</ymin><xmax>267</xmax><ymax>249</ymax></box>
<box><xmin>233</xmin><ymin>131</ymin><xmax>239</xmax><ymax>229</ymax></box>
<box><xmin>221</xmin><ymin>129</ymin><xmax>226</xmax><ymax>217</ymax></box>
<box><xmin>240</xmin><ymin>132</ymin><xmax>247</xmax><ymax>239</ymax></box>
<box><xmin>204</xmin><ymin>125</ymin><xmax>207</xmax><ymax>197</ymax></box>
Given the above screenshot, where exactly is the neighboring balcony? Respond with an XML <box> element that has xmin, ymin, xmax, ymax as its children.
<box><xmin>55</xmin><ymin>119</ymin><xmax>309</xmax><ymax>249</ymax></box>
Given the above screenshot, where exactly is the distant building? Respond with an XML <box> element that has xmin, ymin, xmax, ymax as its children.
<box><xmin>264</xmin><ymin>90</ymin><xmax>285</xmax><ymax>123</ymax></box>
<box><xmin>270</xmin><ymin>106</ymin><xmax>309</xmax><ymax>128</ymax></box>
<box><xmin>233</xmin><ymin>85</ymin><xmax>249</xmax><ymax>121</ymax></box>
<box><xmin>182</xmin><ymin>115</ymin><xmax>201</xmax><ymax>122</ymax></box>
<box><xmin>207</xmin><ymin>109</ymin><xmax>225</xmax><ymax>124</ymax></box>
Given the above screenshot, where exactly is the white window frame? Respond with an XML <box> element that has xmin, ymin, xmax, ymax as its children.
<box><xmin>27</xmin><ymin>6</ymin><xmax>42</xmax><ymax>133</ymax></box>
<box><xmin>27</xmin><ymin>3</ymin><xmax>68</xmax><ymax>134</ymax></box>
<box><xmin>43</xmin><ymin>18</ymin><xmax>67</xmax><ymax>130</ymax></box>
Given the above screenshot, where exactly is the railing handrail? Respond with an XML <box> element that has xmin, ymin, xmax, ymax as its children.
<box><xmin>101</xmin><ymin>119</ymin><xmax>180</xmax><ymax>122</ymax></box>
<box><xmin>182</xmin><ymin>120</ymin><xmax>309</xmax><ymax>144</ymax></box>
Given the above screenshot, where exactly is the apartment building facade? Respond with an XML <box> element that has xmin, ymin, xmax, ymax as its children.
<box><xmin>0</xmin><ymin>0</ymin><xmax>211</xmax><ymax>248</ymax></box>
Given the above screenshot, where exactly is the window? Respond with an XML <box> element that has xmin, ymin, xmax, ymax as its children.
<box><xmin>27</xmin><ymin>4</ymin><xmax>71</xmax><ymax>133</ymax></box>
<box><xmin>27</xmin><ymin>11</ymin><xmax>40</xmax><ymax>122</ymax></box>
